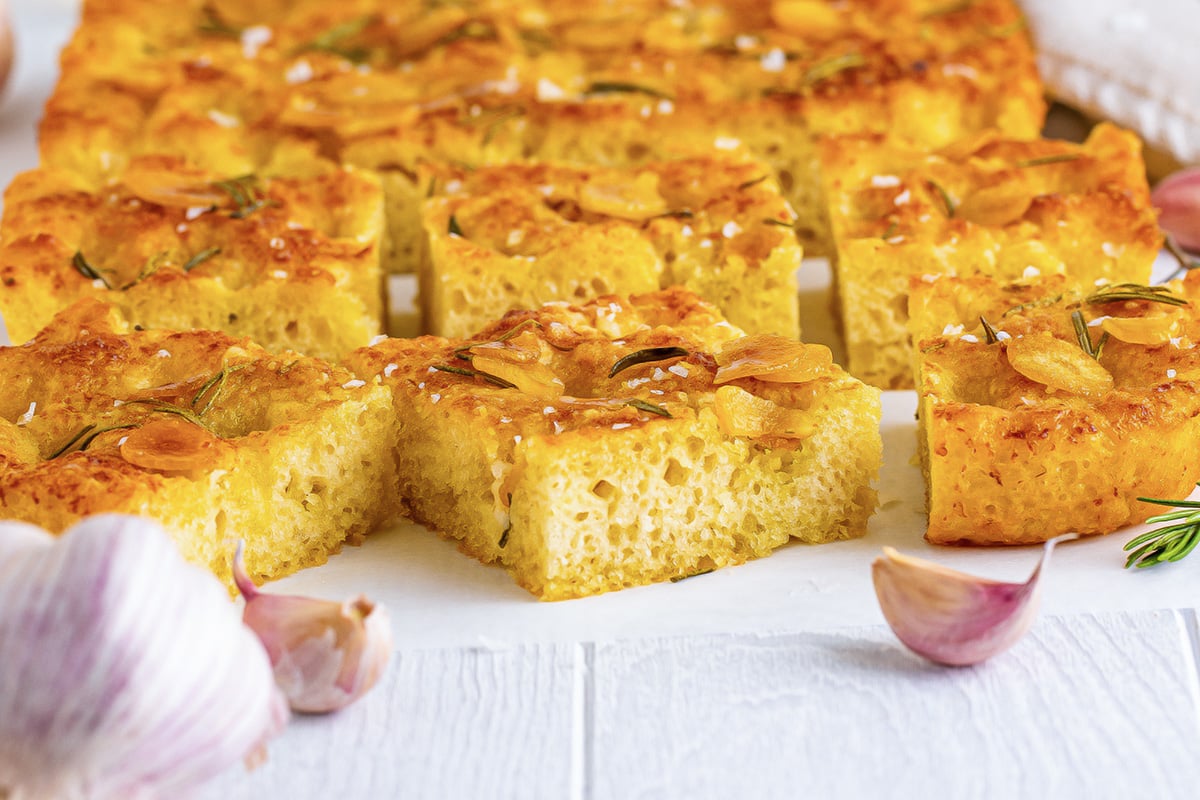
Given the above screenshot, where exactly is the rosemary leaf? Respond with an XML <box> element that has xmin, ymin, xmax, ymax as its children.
<box><xmin>1070</xmin><ymin>310</ymin><xmax>1098</xmax><ymax>359</ymax></box>
<box><xmin>192</xmin><ymin>363</ymin><xmax>251</xmax><ymax>416</ymax></box>
<box><xmin>77</xmin><ymin>424</ymin><xmax>138</xmax><ymax>453</ymax></box>
<box><xmin>608</xmin><ymin>346</ymin><xmax>689</xmax><ymax>379</ymax></box>
<box><xmin>498</xmin><ymin>518</ymin><xmax>511</xmax><ymax>549</ymax></box>
<box><xmin>1015</xmin><ymin>153</ymin><xmax>1081</xmax><ymax>168</ymax></box>
<box><xmin>71</xmin><ymin>251</ymin><xmax>112</xmax><ymax>289</ymax></box>
<box><xmin>737</xmin><ymin>175</ymin><xmax>769</xmax><ymax>191</ymax></box>
<box><xmin>1002</xmin><ymin>293</ymin><xmax>1064</xmax><ymax>317</ymax></box>
<box><xmin>197</xmin><ymin>5</ymin><xmax>242</xmax><ymax>37</ymax></box>
<box><xmin>801</xmin><ymin>53</ymin><xmax>866</xmax><ymax>88</ymax></box>
<box><xmin>124</xmin><ymin>399</ymin><xmax>209</xmax><ymax>430</ymax></box>
<box><xmin>625</xmin><ymin>398</ymin><xmax>672</xmax><ymax>418</ymax></box>
<box><xmin>48</xmin><ymin>424</ymin><xmax>97</xmax><ymax>460</ymax></box>
<box><xmin>762</xmin><ymin>218</ymin><xmax>796</xmax><ymax>229</ymax></box>
<box><xmin>448</xmin><ymin>215</ymin><xmax>464</xmax><ymax>237</ymax></box>
<box><xmin>881</xmin><ymin>221</ymin><xmax>899</xmax><ymax>241</ymax></box>
<box><xmin>183</xmin><ymin>247</ymin><xmax>222</xmax><ymax>272</ymax></box>
<box><xmin>1164</xmin><ymin>234</ymin><xmax>1200</xmax><ymax>281</ymax></box>
<box><xmin>670</xmin><ymin>568</ymin><xmax>714</xmax><ymax>583</ymax></box>
<box><xmin>979</xmin><ymin>316</ymin><xmax>1000</xmax><ymax>344</ymax></box>
<box><xmin>294</xmin><ymin>15</ymin><xmax>374</xmax><ymax>62</ymax></box>
<box><xmin>926</xmin><ymin>179</ymin><xmax>956</xmax><ymax>218</ymax></box>
<box><xmin>213</xmin><ymin>175</ymin><xmax>275</xmax><ymax>220</ymax></box>
<box><xmin>585</xmin><ymin>81</ymin><xmax>674</xmax><ymax>100</ymax></box>
<box><xmin>431</xmin><ymin>363</ymin><xmax>517</xmax><ymax>388</ymax></box>
<box><xmin>1085</xmin><ymin>283</ymin><xmax>1188</xmax><ymax>307</ymax></box>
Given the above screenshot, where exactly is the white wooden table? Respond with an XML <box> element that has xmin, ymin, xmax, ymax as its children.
<box><xmin>4</xmin><ymin>3</ymin><xmax>1200</xmax><ymax>798</ymax></box>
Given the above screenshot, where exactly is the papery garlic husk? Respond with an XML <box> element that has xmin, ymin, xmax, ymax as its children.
<box><xmin>871</xmin><ymin>534</ymin><xmax>1078</xmax><ymax>667</ymax></box>
<box><xmin>234</xmin><ymin>543</ymin><xmax>393</xmax><ymax>714</ymax></box>
<box><xmin>0</xmin><ymin>515</ymin><xmax>288</xmax><ymax>800</ymax></box>
<box><xmin>1152</xmin><ymin>168</ymin><xmax>1200</xmax><ymax>252</ymax></box>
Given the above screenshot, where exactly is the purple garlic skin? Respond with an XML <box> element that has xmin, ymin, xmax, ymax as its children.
<box><xmin>1152</xmin><ymin>168</ymin><xmax>1200</xmax><ymax>252</ymax></box>
<box><xmin>234</xmin><ymin>544</ymin><xmax>394</xmax><ymax>713</ymax></box>
<box><xmin>871</xmin><ymin>534</ymin><xmax>1077</xmax><ymax>667</ymax></box>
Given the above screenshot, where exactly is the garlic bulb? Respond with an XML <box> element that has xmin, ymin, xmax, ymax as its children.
<box><xmin>871</xmin><ymin>534</ymin><xmax>1078</xmax><ymax>667</ymax></box>
<box><xmin>234</xmin><ymin>544</ymin><xmax>393</xmax><ymax>714</ymax></box>
<box><xmin>0</xmin><ymin>515</ymin><xmax>288</xmax><ymax>800</ymax></box>
<box><xmin>1152</xmin><ymin>168</ymin><xmax>1200</xmax><ymax>252</ymax></box>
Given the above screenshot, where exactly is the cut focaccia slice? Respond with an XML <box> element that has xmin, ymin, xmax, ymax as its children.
<box><xmin>911</xmin><ymin>272</ymin><xmax>1200</xmax><ymax>546</ymax></box>
<box><xmin>421</xmin><ymin>156</ymin><xmax>802</xmax><ymax>339</ymax></box>
<box><xmin>821</xmin><ymin>123</ymin><xmax>1161</xmax><ymax>389</ymax></box>
<box><xmin>344</xmin><ymin>288</ymin><xmax>881</xmax><ymax>600</ymax></box>
<box><xmin>0</xmin><ymin>300</ymin><xmax>400</xmax><ymax>589</ymax></box>
<box><xmin>0</xmin><ymin>156</ymin><xmax>385</xmax><ymax>359</ymax></box>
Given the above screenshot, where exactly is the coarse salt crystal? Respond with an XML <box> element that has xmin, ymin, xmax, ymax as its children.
<box><xmin>722</xmin><ymin>221</ymin><xmax>742</xmax><ymax>238</ymax></box>
<box><xmin>156</xmin><ymin>350</ymin><xmax>171</xmax><ymax>358</ymax></box>
<box><xmin>286</xmin><ymin>59</ymin><xmax>314</xmax><ymax>84</ymax></box>
<box><xmin>612</xmin><ymin>423</ymin><xmax>632</xmax><ymax>430</ymax></box>
<box><xmin>714</xmin><ymin>136</ymin><xmax>741</xmax><ymax>150</ymax></box>
<box><xmin>942</xmin><ymin>324</ymin><xmax>964</xmax><ymax>336</ymax></box>
<box><xmin>536</xmin><ymin>78</ymin><xmax>567</xmax><ymax>101</ymax></box>
<box><xmin>383</xmin><ymin>363</ymin><xmax>399</xmax><ymax>377</ymax></box>
<box><xmin>760</xmin><ymin>48</ymin><xmax>786</xmax><ymax>72</ymax></box>
<box><xmin>1022</xmin><ymin>266</ymin><xmax>1041</xmax><ymax>279</ymax></box>
<box><xmin>342</xmin><ymin>379</ymin><xmax>366</xmax><ymax>389</ymax></box>
<box><xmin>960</xmin><ymin>334</ymin><xmax>980</xmax><ymax>343</ymax></box>
<box><xmin>668</xmin><ymin>364</ymin><xmax>689</xmax><ymax>378</ymax></box>
<box><xmin>271</xmin><ymin>270</ymin><xmax>288</xmax><ymax>279</ymax></box>
<box><xmin>369</xmin><ymin>334</ymin><xmax>389</xmax><ymax>346</ymax></box>
<box><xmin>870</xmin><ymin>175</ymin><xmax>901</xmax><ymax>188</ymax></box>
<box><xmin>1167</xmin><ymin>368</ymin><xmax>1178</xmax><ymax>378</ymax></box>
<box><xmin>893</xmin><ymin>189</ymin><xmax>912</xmax><ymax>205</ymax></box>
<box><xmin>207</xmin><ymin>109</ymin><xmax>240</xmax><ymax>128</ymax></box>
<box><xmin>16</xmin><ymin>402</ymin><xmax>35</xmax><ymax>426</ymax></box>
<box><xmin>430</xmin><ymin>393</ymin><xmax>441</xmax><ymax>404</ymax></box>
<box><xmin>186</xmin><ymin>206</ymin><xmax>210</xmax><ymax>221</ymax></box>
<box><xmin>240</xmin><ymin>25</ymin><xmax>272</xmax><ymax>59</ymax></box>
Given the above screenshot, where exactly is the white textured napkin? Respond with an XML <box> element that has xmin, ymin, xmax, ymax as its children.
<box><xmin>1023</xmin><ymin>0</ymin><xmax>1200</xmax><ymax>164</ymax></box>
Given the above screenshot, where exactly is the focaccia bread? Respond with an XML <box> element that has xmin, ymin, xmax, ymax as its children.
<box><xmin>41</xmin><ymin>0</ymin><xmax>1045</xmax><ymax>271</ymax></box>
<box><xmin>911</xmin><ymin>272</ymin><xmax>1200</xmax><ymax>546</ymax></box>
<box><xmin>421</xmin><ymin>156</ymin><xmax>802</xmax><ymax>339</ymax></box>
<box><xmin>0</xmin><ymin>156</ymin><xmax>384</xmax><ymax>359</ymax></box>
<box><xmin>820</xmin><ymin>123</ymin><xmax>1160</xmax><ymax>389</ymax></box>
<box><xmin>0</xmin><ymin>300</ymin><xmax>401</xmax><ymax>589</ymax></box>
<box><xmin>344</xmin><ymin>288</ymin><xmax>881</xmax><ymax>600</ymax></box>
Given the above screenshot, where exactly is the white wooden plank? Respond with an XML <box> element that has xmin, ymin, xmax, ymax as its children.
<box><xmin>590</xmin><ymin>611</ymin><xmax>1200</xmax><ymax>800</ymax></box>
<box><xmin>200</xmin><ymin>642</ymin><xmax>577</xmax><ymax>800</ymax></box>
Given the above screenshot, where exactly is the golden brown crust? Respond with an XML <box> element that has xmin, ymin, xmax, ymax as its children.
<box><xmin>0</xmin><ymin>300</ymin><xmax>401</xmax><ymax>587</ymax></box>
<box><xmin>914</xmin><ymin>273</ymin><xmax>1200</xmax><ymax>545</ymax></box>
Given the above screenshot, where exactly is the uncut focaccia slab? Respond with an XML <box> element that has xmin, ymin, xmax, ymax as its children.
<box><xmin>910</xmin><ymin>273</ymin><xmax>1200</xmax><ymax>546</ymax></box>
<box><xmin>422</xmin><ymin>156</ymin><xmax>802</xmax><ymax>339</ymax></box>
<box><xmin>0</xmin><ymin>300</ymin><xmax>400</xmax><ymax>589</ymax></box>
<box><xmin>41</xmin><ymin>0</ymin><xmax>1044</xmax><ymax>270</ymax></box>
<box><xmin>0</xmin><ymin>156</ymin><xmax>384</xmax><ymax>359</ymax></box>
<box><xmin>821</xmin><ymin>123</ymin><xmax>1161</xmax><ymax>390</ymax></box>
<box><xmin>345</xmin><ymin>288</ymin><xmax>882</xmax><ymax>600</ymax></box>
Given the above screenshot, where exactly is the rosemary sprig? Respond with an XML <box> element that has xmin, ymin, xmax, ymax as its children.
<box><xmin>926</xmin><ymin>179</ymin><xmax>956</xmax><ymax>218</ymax></box>
<box><xmin>608</xmin><ymin>346</ymin><xmax>690</xmax><ymax>379</ymax></box>
<box><xmin>213</xmin><ymin>175</ymin><xmax>275</xmax><ymax>219</ymax></box>
<box><xmin>979</xmin><ymin>316</ymin><xmax>1000</xmax><ymax>344</ymax></box>
<box><xmin>1085</xmin><ymin>283</ymin><xmax>1188</xmax><ymax>307</ymax></box>
<box><xmin>1124</xmin><ymin>485</ymin><xmax>1200</xmax><ymax>568</ymax></box>
<box><xmin>1164</xmin><ymin>234</ymin><xmax>1200</xmax><ymax>281</ymax></box>
<box><xmin>1070</xmin><ymin>310</ymin><xmax>1109</xmax><ymax>360</ymax></box>
<box><xmin>585</xmin><ymin>81</ymin><xmax>674</xmax><ymax>100</ymax></box>
<box><xmin>801</xmin><ymin>53</ymin><xmax>866</xmax><ymax>88</ymax></box>
<box><xmin>71</xmin><ymin>251</ymin><xmax>112</xmax><ymax>289</ymax></box>
<box><xmin>48</xmin><ymin>423</ymin><xmax>138</xmax><ymax>460</ymax></box>
<box><xmin>1015</xmin><ymin>153</ymin><xmax>1081</xmax><ymax>168</ymax></box>
<box><xmin>625</xmin><ymin>398</ymin><xmax>672</xmax><ymax>418</ymax></box>
<box><xmin>183</xmin><ymin>247</ymin><xmax>221</xmax><ymax>272</ymax></box>
<box><xmin>293</xmin><ymin>15</ymin><xmax>374</xmax><ymax>63</ymax></box>
<box><xmin>1002</xmin><ymin>293</ymin><xmax>1064</xmax><ymax>317</ymax></box>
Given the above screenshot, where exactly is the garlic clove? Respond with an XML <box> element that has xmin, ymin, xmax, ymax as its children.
<box><xmin>234</xmin><ymin>542</ymin><xmax>394</xmax><ymax>714</ymax></box>
<box><xmin>0</xmin><ymin>515</ymin><xmax>287</xmax><ymax>799</ymax></box>
<box><xmin>1152</xmin><ymin>168</ymin><xmax>1200</xmax><ymax>252</ymax></box>
<box><xmin>871</xmin><ymin>534</ymin><xmax>1078</xmax><ymax>666</ymax></box>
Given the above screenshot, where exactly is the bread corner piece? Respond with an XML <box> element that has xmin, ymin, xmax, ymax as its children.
<box><xmin>0</xmin><ymin>155</ymin><xmax>385</xmax><ymax>359</ymax></box>
<box><xmin>821</xmin><ymin>122</ymin><xmax>1161</xmax><ymax>390</ymax></box>
<box><xmin>0</xmin><ymin>299</ymin><xmax>401</xmax><ymax>589</ymax></box>
<box><xmin>911</xmin><ymin>272</ymin><xmax>1200</xmax><ymax>546</ymax></box>
<box><xmin>345</xmin><ymin>288</ymin><xmax>881</xmax><ymax>600</ymax></box>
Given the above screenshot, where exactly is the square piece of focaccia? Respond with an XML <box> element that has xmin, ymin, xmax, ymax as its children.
<box><xmin>421</xmin><ymin>156</ymin><xmax>802</xmax><ymax>339</ymax></box>
<box><xmin>41</xmin><ymin>0</ymin><xmax>1045</xmax><ymax>272</ymax></box>
<box><xmin>0</xmin><ymin>156</ymin><xmax>385</xmax><ymax>360</ymax></box>
<box><xmin>344</xmin><ymin>288</ymin><xmax>882</xmax><ymax>600</ymax></box>
<box><xmin>820</xmin><ymin>123</ymin><xmax>1161</xmax><ymax>390</ymax></box>
<box><xmin>0</xmin><ymin>300</ymin><xmax>401</xmax><ymax>589</ymax></box>
<box><xmin>909</xmin><ymin>272</ymin><xmax>1200</xmax><ymax>546</ymax></box>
